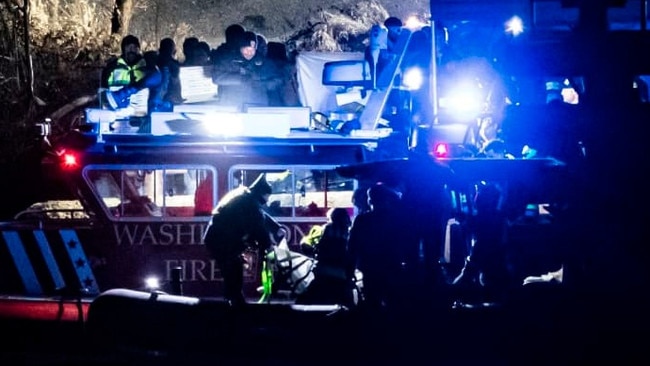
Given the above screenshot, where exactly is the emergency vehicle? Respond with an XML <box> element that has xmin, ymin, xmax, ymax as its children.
<box><xmin>0</xmin><ymin>49</ymin><xmax>434</xmax><ymax>362</ymax></box>
<box><xmin>0</xmin><ymin>1</ymin><xmax>649</xmax><ymax>364</ymax></box>
<box><xmin>0</xmin><ymin>13</ymin><xmax>446</xmax><ymax>308</ymax></box>
<box><xmin>2</xmin><ymin>0</ymin><xmax>646</xmax><ymax>327</ymax></box>
<box><xmin>0</xmin><ymin>30</ymin><xmax>425</xmax><ymax>307</ymax></box>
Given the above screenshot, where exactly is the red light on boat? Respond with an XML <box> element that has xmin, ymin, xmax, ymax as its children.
<box><xmin>433</xmin><ymin>142</ymin><xmax>449</xmax><ymax>158</ymax></box>
<box><xmin>60</xmin><ymin>151</ymin><xmax>79</xmax><ymax>169</ymax></box>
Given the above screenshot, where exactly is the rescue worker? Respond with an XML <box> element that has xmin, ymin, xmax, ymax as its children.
<box><xmin>383</xmin><ymin>16</ymin><xmax>403</xmax><ymax>52</ymax></box>
<box><xmin>142</xmin><ymin>50</ymin><xmax>165</xmax><ymax>113</ymax></box>
<box><xmin>202</xmin><ymin>173</ymin><xmax>275</xmax><ymax>306</ymax></box>
<box><xmin>364</xmin><ymin>16</ymin><xmax>403</xmax><ymax>84</ymax></box>
<box><xmin>351</xmin><ymin>186</ymin><xmax>371</xmax><ymax>217</ymax></box>
<box><xmin>211</xmin><ymin>30</ymin><xmax>283</xmax><ymax>110</ymax></box>
<box><xmin>401</xmin><ymin>26</ymin><xmax>434</xmax><ymax>131</ymax></box>
<box><xmin>100</xmin><ymin>35</ymin><xmax>162</xmax><ymax>111</ymax></box>
<box><xmin>452</xmin><ymin>182</ymin><xmax>511</xmax><ymax>303</ymax></box>
<box><xmin>181</xmin><ymin>36</ymin><xmax>200</xmax><ymax>66</ymax></box>
<box><xmin>191</xmin><ymin>41</ymin><xmax>212</xmax><ymax>66</ymax></box>
<box><xmin>266</xmin><ymin>41</ymin><xmax>301</xmax><ymax>107</ymax></box>
<box><xmin>296</xmin><ymin>207</ymin><xmax>355</xmax><ymax>307</ymax></box>
<box><xmin>348</xmin><ymin>183</ymin><xmax>408</xmax><ymax>311</ymax></box>
<box><xmin>154</xmin><ymin>37</ymin><xmax>182</xmax><ymax>110</ymax></box>
<box><xmin>210</xmin><ymin>23</ymin><xmax>246</xmax><ymax>62</ymax></box>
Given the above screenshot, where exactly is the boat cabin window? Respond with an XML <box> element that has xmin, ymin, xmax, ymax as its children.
<box><xmin>84</xmin><ymin>165</ymin><xmax>216</xmax><ymax>220</ymax></box>
<box><xmin>83</xmin><ymin>165</ymin><xmax>355</xmax><ymax>221</ymax></box>
<box><xmin>230</xmin><ymin>166</ymin><xmax>356</xmax><ymax>219</ymax></box>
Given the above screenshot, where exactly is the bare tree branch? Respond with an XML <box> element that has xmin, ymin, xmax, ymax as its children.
<box><xmin>49</xmin><ymin>94</ymin><xmax>96</xmax><ymax>121</ymax></box>
<box><xmin>112</xmin><ymin>0</ymin><xmax>134</xmax><ymax>36</ymax></box>
<box><xmin>20</xmin><ymin>0</ymin><xmax>33</xmax><ymax>101</ymax></box>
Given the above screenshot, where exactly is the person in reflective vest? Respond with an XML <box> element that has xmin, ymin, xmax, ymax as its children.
<box><xmin>100</xmin><ymin>34</ymin><xmax>161</xmax><ymax>110</ymax></box>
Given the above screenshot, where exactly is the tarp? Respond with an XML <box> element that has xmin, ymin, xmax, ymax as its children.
<box><xmin>296</xmin><ymin>51</ymin><xmax>364</xmax><ymax>114</ymax></box>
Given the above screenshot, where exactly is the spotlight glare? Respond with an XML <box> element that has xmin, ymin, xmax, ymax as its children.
<box><xmin>145</xmin><ymin>276</ymin><xmax>160</xmax><ymax>291</ymax></box>
<box><xmin>505</xmin><ymin>16</ymin><xmax>524</xmax><ymax>36</ymax></box>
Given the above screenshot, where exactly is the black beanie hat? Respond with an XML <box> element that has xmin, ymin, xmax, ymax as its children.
<box><xmin>249</xmin><ymin>173</ymin><xmax>272</xmax><ymax>196</ymax></box>
<box><xmin>238</xmin><ymin>31</ymin><xmax>258</xmax><ymax>49</ymax></box>
<box><xmin>384</xmin><ymin>16</ymin><xmax>403</xmax><ymax>28</ymax></box>
<box><xmin>121</xmin><ymin>35</ymin><xmax>140</xmax><ymax>52</ymax></box>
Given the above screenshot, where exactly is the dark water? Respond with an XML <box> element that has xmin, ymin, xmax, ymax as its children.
<box><xmin>2</xmin><ymin>286</ymin><xmax>648</xmax><ymax>366</ymax></box>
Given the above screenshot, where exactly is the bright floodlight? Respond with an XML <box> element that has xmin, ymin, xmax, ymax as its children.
<box><xmin>439</xmin><ymin>80</ymin><xmax>484</xmax><ymax>122</ymax></box>
<box><xmin>404</xmin><ymin>16</ymin><xmax>425</xmax><ymax>30</ymax></box>
<box><xmin>505</xmin><ymin>16</ymin><xmax>524</xmax><ymax>36</ymax></box>
<box><xmin>403</xmin><ymin>67</ymin><xmax>423</xmax><ymax>90</ymax></box>
<box><xmin>145</xmin><ymin>276</ymin><xmax>160</xmax><ymax>291</ymax></box>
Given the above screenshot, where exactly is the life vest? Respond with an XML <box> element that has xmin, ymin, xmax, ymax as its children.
<box><xmin>105</xmin><ymin>56</ymin><xmax>150</xmax><ymax>116</ymax></box>
<box><xmin>107</xmin><ymin>57</ymin><xmax>147</xmax><ymax>87</ymax></box>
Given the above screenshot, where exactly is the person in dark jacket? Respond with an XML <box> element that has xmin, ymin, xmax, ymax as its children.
<box><xmin>364</xmin><ymin>16</ymin><xmax>403</xmax><ymax>87</ymax></box>
<box><xmin>265</xmin><ymin>41</ymin><xmax>300</xmax><ymax>107</ymax></box>
<box><xmin>153</xmin><ymin>37</ymin><xmax>182</xmax><ymax>110</ymax></box>
<box><xmin>181</xmin><ymin>36</ymin><xmax>200</xmax><ymax>66</ymax></box>
<box><xmin>452</xmin><ymin>182</ymin><xmax>510</xmax><ymax>302</ymax></box>
<box><xmin>211</xmin><ymin>31</ymin><xmax>283</xmax><ymax>110</ymax></box>
<box><xmin>352</xmin><ymin>186</ymin><xmax>371</xmax><ymax>217</ymax></box>
<box><xmin>202</xmin><ymin>173</ymin><xmax>275</xmax><ymax>305</ymax></box>
<box><xmin>348</xmin><ymin>183</ymin><xmax>407</xmax><ymax>310</ymax></box>
<box><xmin>191</xmin><ymin>41</ymin><xmax>212</xmax><ymax>66</ymax></box>
<box><xmin>296</xmin><ymin>207</ymin><xmax>355</xmax><ymax>307</ymax></box>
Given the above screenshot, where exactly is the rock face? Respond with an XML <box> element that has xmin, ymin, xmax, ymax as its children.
<box><xmin>130</xmin><ymin>0</ymin><xmax>430</xmax><ymax>53</ymax></box>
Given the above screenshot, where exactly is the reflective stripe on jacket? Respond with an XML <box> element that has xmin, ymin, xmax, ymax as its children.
<box><xmin>107</xmin><ymin>57</ymin><xmax>147</xmax><ymax>87</ymax></box>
